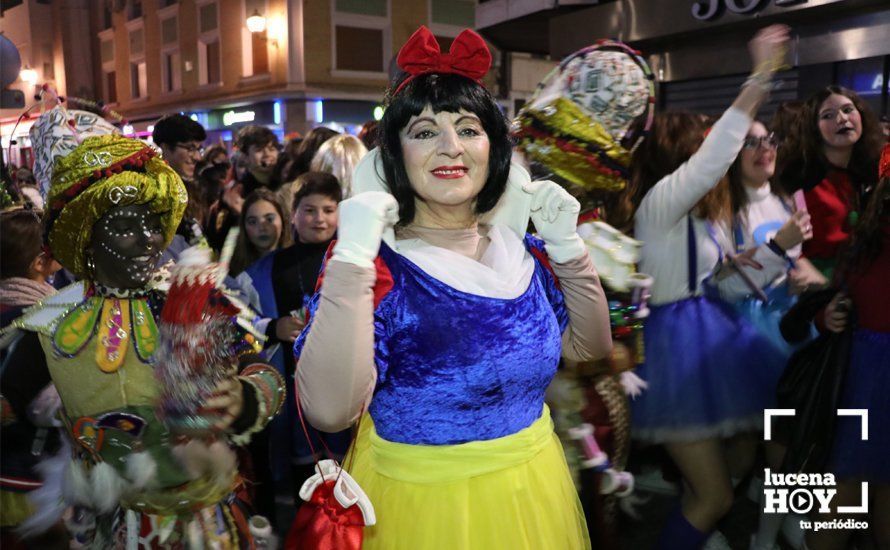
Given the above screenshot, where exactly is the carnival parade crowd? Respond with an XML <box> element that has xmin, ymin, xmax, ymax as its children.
<box><xmin>0</xmin><ymin>21</ymin><xmax>889</xmax><ymax>550</ymax></box>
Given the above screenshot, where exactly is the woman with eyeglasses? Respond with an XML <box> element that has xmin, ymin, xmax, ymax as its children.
<box><xmin>628</xmin><ymin>26</ymin><xmax>792</xmax><ymax>549</ymax></box>
<box><xmin>715</xmin><ymin>122</ymin><xmax>826</xmax><ymax>330</ymax></box>
<box><xmin>713</xmin><ymin>121</ymin><xmax>827</xmax><ymax>550</ymax></box>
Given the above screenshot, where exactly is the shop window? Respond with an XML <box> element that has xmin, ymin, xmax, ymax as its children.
<box><xmin>430</xmin><ymin>0</ymin><xmax>474</xmax><ymax>27</ymax></box>
<box><xmin>835</xmin><ymin>56</ymin><xmax>885</xmax><ymax>116</ymax></box>
<box><xmin>335</xmin><ymin>26</ymin><xmax>385</xmax><ymax>73</ymax></box>
<box><xmin>335</xmin><ymin>0</ymin><xmax>386</xmax><ymax>17</ymax></box>
<box><xmin>130</xmin><ymin>61</ymin><xmax>147</xmax><ymax>98</ymax></box>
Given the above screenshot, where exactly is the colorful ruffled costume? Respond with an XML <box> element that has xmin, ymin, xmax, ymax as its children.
<box><xmin>514</xmin><ymin>39</ymin><xmax>655</xmax><ymax>545</ymax></box>
<box><xmin>0</xmin><ymin>124</ymin><xmax>284</xmax><ymax>548</ymax></box>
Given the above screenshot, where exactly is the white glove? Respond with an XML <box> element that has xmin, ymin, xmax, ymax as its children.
<box><xmin>332</xmin><ymin>192</ymin><xmax>399</xmax><ymax>269</ymax></box>
<box><xmin>523</xmin><ymin>180</ymin><xmax>586</xmax><ymax>263</ymax></box>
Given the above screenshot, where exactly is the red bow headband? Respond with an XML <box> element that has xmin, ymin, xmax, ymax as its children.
<box><xmin>394</xmin><ymin>26</ymin><xmax>492</xmax><ymax>96</ymax></box>
<box><xmin>880</xmin><ymin>143</ymin><xmax>890</xmax><ymax>181</ymax></box>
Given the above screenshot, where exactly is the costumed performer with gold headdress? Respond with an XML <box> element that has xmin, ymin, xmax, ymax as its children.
<box><xmin>0</xmin><ymin>103</ymin><xmax>284</xmax><ymax>548</ymax></box>
<box><xmin>514</xmin><ymin>38</ymin><xmax>656</xmax><ymax>547</ymax></box>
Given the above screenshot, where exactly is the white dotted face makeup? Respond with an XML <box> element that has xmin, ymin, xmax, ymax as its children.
<box><xmin>89</xmin><ymin>204</ymin><xmax>167</xmax><ymax>289</ymax></box>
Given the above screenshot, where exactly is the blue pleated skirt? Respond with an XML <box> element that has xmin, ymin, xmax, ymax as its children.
<box><xmin>631</xmin><ymin>296</ymin><xmax>786</xmax><ymax>444</ymax></box>
<box><xmin>829</xmin><ymin>329</ymin><xmax>890</xmax><ymax>483</ymax></box>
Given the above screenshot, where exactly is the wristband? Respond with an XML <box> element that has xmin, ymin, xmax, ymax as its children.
<box><xmin>742</xmin><ymin>72</ymin><xmax>780</xmax><ymax>93</ymax></box>
<box><xmin>767</xmin><ymin>238</ymin><xmax>788</xmax><ymax>258</ymax></box>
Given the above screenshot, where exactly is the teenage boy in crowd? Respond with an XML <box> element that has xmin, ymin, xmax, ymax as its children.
<box><xmin>152</xmin><ymin>114</ymin><xmax>209</xmax><ymax>255</ymax></box>
<box><xmin>243</xmin><ymin>172</ymin><xmax>351</xmax><ymax>514</ymax></box>
<box><xmin>207</xmin><ymin>126</ymin><xmax>280</xmax><ymax>250</ymax></box>
<box><xmin>152</xmin><ymin>114</ymin><xmax>207</xmax><ymax>184</ymax></box>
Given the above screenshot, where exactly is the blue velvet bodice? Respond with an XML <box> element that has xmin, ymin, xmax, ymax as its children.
<box><xmin>295</xmin><ymin>235</ymin><xmax>568</xmax><ymax>445</ymax></box>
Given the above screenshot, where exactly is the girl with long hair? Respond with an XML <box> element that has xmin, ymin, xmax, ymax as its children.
<box><xmin>628</xmin><ymin>26</ymin><xmax>791</xmax><ymax>549</ymax></box>
<box><xmin>775</xmin><ymin>86</ymin><xmax>883</xmax><ymax>278</ymax></box>
<box><xmin>714</xmin><ymin>120</ymin><xmax>827</xmax><ymax>550</ymax></box>
<box><xmin>230</xmin><ymin>189</ymin><xmax>292</xmax><ymax>275</ymax></box>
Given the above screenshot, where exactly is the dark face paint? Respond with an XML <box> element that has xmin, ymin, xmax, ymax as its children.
<box><xmin>89</xmin><ymin>204</ymin><xmax>165</xmax><ymax>289</ymax></box>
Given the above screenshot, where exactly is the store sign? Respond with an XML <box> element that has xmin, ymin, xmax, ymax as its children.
<box><xmin>222</xmin><ymin>110</ymin><xmax>256</xmax><ymax>126</ymax></box>
<box><xmin>849</xmin><ymin>73</ymin><xmax>884</xmax><ymax>96</ymax></box>
<box><xmin>692</xmin><ymin>0</ymin><xmax>812</xmax><ymax>21</ymax></box>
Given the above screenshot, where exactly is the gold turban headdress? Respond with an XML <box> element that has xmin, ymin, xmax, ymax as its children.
<box><xmin>45</xmin><ymin>134</ymin><xmax>187</xmax><ymax>278</ymax></box>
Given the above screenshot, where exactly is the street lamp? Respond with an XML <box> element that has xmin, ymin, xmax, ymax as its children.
<box><xmin>246</xmin><ymin>9</ymin><xmax>266</xmax><ymax>33</ymax></box>
<box><xmin>20</xmin><ymin>65</ymin><xmax>37</xmax><ymax>85</ymax></box>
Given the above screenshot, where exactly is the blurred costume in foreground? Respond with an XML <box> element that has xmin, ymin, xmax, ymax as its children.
<box><xmin>1</xmin><ymin>105</ymin><xmax>283</xmax><ymax>548</ymax></box>
<box><xmin>515</xmin><ymin>39</ymin><xmax>655</xmax><ymax>547</ymax></box>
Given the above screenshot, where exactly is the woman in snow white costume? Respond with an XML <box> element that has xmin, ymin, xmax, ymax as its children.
<box><xmin>292</xmin><ymin>26</ymin><xmax>612</xmax><ymax>549</ymax></box>
<box><xmin>0</xmin><ymin>108</ymin><xmax>284</xmax><ymax>547</ymax></box>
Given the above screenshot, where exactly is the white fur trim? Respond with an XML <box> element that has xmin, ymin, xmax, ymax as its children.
<box><xmin>18</xmin><ymin>439</ymin><xmax>70</xmax><ymax>536</ymax></box>
<box><xmin>62</xmin><ymin>459</ymin><xmax>92</xmax><ymax>506</ymax></box>
<box><xmin>89</xmin><ymin>461</ymin><xmax>126</xmax><ymax>513</ymax></box>
<box><xmin>124</xmin><ymin>450</ymin><xmax>158</xmax><ymax>489</ymax></box>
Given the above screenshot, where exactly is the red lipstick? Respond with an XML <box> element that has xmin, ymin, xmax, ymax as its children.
<box><xmin>430</xmin><ymin>165</ymin><xmax>468</xmax><ymax>179</ymax></box>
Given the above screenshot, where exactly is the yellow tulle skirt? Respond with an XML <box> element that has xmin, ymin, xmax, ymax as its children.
<box><xmin>348</xmin><ymin>406</ymin><xmax>590</xmax><ymax>550</ymax></box>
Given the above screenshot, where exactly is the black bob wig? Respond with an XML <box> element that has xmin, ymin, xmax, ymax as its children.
<box><xmin>377</xmin><ymin>73</ymin><xmax>512</xmax><ymax>225</ymax></box>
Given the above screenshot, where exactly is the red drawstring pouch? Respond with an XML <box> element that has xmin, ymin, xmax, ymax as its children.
<box><xmin>284</xmin><ymin>459</ymin><xmax>375</xmax><ymax>550</ymax></box>
<box><xmin>285</xmin><ymin>381</ymin><xmax>374</xmax><ymax>550</ymax></box>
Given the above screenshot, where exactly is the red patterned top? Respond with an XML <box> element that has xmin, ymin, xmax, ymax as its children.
<box><xmin>803</xmin><ymin>169</ymin><xmax>856</xmax><ymax>263</ymax></box>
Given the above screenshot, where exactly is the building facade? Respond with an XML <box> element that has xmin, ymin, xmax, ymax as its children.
<box><xmin>478</xmin><ymin>0</ymin><xmax>890</xmax><ymax>118</ymax></box>
<box><xmin>2</xmin><ymin>0</ymin><xmax>480</xmax><ymax>159</ymax></box>
<box><xmin>92</xmin><ymin>0</ymin><xmax>476</xmax><ymax>142</ymax></box>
